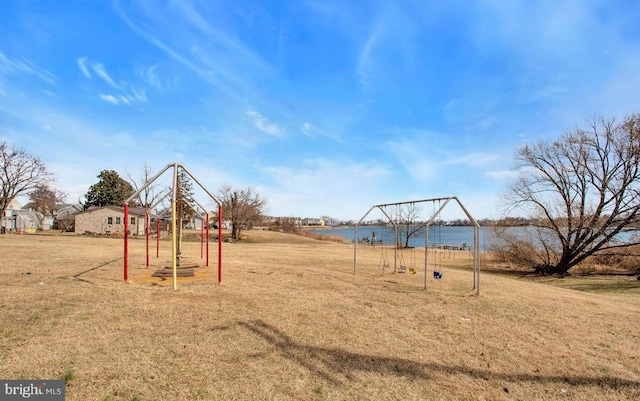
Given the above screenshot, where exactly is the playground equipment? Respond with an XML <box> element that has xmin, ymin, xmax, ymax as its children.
<box><xmin>145</xmin><ymin>190</ymin><xmax>213</xmax><ymax>269</ymax></box>
<box><xmin>123</xmin><ymin>163</ymin><xmax>223</xmax><ymax>290</ymax></box>
<box><xmin>354</xmin><ymin>197</ymin><xmax>481</xmax><ymax>295</ymax></box>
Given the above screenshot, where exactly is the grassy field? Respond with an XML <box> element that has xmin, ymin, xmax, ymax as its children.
<box><xmin>1</xmin><ymin>230</ymin><xmax>639</xmax><ymax>400</ymax></box>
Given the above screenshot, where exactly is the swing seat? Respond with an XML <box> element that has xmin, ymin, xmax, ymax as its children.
<box><xmin>433</xmin><ymin>271</ymin><xmax>442</xmax><ymax>279</ymax></box>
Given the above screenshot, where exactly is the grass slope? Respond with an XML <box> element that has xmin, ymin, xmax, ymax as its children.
<box><xmin>0</xmin><ymin>231</ymin><xmax>638</xmax><ymax>400</ymax></box>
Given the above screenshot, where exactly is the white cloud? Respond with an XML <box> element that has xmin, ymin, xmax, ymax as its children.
<box><xmin>136</xmin><ymin>63</ymin><xmax>164</xmax><ymax>89</ymax></box>
<box><xmin>246</xmin><ymin>110</ymin><xmax>283</xmax><ymax>136</ymax></box>
<box><xmin>444</xmin><ymin>153</ymin><xmax>500</xmax><ymax>167</ymax></box>
<box><xmin>0</xmin><ymin>51</ymin><xmax>58</xmax><ymax>85</ymax></box>
<box><xmin>301</xmin><ymin>122</ymin><xmax>312</xmax><ymax>136</ymax></box>
<box><xmin>300</xmin><ymin>121</ymin><xmax>341</xmax><ymax>141</ymax></box>
<box><xmin>91</xmin><ymin>62</ymin><xmax>122</xmax><ymax>90</ymax></box>
<box><xmin>260</xmin><ymin>159</ymin><xmax>391</xmax><ymax>219</ymax></box>
<box><xmin>76</xmin><ymin>57</ymin><xmax>91</xmax><ymax>78</ymax></box>
<box><xmin>384</xmin><ymin>137</ymin><xmax>439</xmax><ymax>182</ymax></box>
<box><xmin>113</xmin><ymin>1</ymin><xmax>272</xmax><ymax>103</ymax></box>
<box><xmin>356</xmin><ymin>18</ymin><xmax>383</xmax><ymax>92</ymax></box>
<box><xmin>130</xmin><ymin>87</ymin><xmax>147</xmax><ymax>102</ymax></box>
<box><xmin>485</xmin><ymin>170</ymin><xmax>519</xmax><ymax>180</ymax></box>
<box><xmin>530</xmin><ymin>85</ymin><xmax>569</xmax><ymax>101</ymax></box>
<box><xmin>78</xmin><ymin>58</ymin><xmax>148</xmax><ymax>106</ymax></box>
<box><xmin>99</xmin><ymin>94</ymin><xmax>119</xmax><ymax>105</ymax></box>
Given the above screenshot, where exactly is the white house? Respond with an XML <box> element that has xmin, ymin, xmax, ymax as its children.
<box><xmin>2</xmin><ymin>199</ymin><xmax>21</xmax><ymax>232</ymax></box>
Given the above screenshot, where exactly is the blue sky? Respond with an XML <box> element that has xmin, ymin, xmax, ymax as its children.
<box><xmin>2</xmin><ymin>1</ymin><xmax>640</xmax><ymax>221</ymax></box>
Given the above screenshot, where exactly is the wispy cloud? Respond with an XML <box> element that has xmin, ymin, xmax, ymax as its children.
<box><xmin>0</xmin><ymin>51</ymin><xmax>58</xmax><ymax>85</ymax></box>
<box><xmin>246</xmin><ymin>110</ymin><xmax>283</xmax><ymax>136</ymax></box>
<box><xmin>112</xmin><ymin>0</ymin><xmax>272</xmax><ymax>103</ymax></box>
<box><xmin>300</xmin><ymin>121</ymin><xmax>341</xmax><ymax>141</ymax></box>
<box><xmin>260</xmin><ymin>158</ymin><xmax>391</xmax><ymax>219</ymax></box>
<box><xmin>485</xmin><ymin>170</ymin><xmax>520</xmax><ymax>180</ymax></box>
<box><xmin>99</xmin><ymin>94</ymin><xmax>119</xmax><ymax>105</ymax></box>
<box><xmin>78</xmin><ymin>57</ymin><xmax>148</xmax><ymax>106</ymax></box>
<box><xmin>91</xmin><ymin>62</ymin><xmax>122</xmax><ymax>90</ymax></box>
<box><xmin>135</xmin><ymin>63</ymin><xmax>165</xmax><ymax>90</ymax></box>
<box><xmin>76</xmin><ymin>57</ymin><xmax>91</xmax><ymax>78</ymax></box>
<box><xmin>444</xmin><ymin>153</ymin><xmax>500</xmax><ymax>167</ymax></box>
<box><xmin>356</xmin><ymin>18</ymin><xmax>383</xmax><ymax>92</ymax></box>
<box><xmin>3</xmin><ymin>1</ymin><xmax>640</xmax><ymax>220</ymax></box>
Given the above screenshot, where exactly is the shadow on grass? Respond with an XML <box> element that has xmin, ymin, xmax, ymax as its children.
<box><xmin>239</xmin><ymin>320</ymin><xmax>640</xmax><ymax>391</ymax></box>
<box><xmin>58</xmin><ymin>257</ymin><xmax>123</xmax><ymax>284</ymax></box>
<box><xmin>546</xmin><ymin>279</ymin><xmax>640</xmax><ymax>294</ymax></box>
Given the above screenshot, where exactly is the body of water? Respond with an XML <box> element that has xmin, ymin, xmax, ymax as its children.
<box><xmin>310</xmin><ymin>225</ymin><xmax>495</xmax><ymax>251</ymax></box>
<box><xmin>310</xmin><ymin>225</ymin><xmax>640</xmax><ymax>252</ymax></box>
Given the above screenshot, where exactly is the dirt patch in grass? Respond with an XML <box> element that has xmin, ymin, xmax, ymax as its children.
<box><xmin>1</xmin><ymin>231</ymin><xmax>639</xmax><ymax>400</ymax></box>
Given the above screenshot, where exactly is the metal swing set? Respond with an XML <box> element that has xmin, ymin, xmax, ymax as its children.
<box><xmin>353</xmin><ymin>196</ymin><xmax>481</xmax><ymax>295</ymax></box>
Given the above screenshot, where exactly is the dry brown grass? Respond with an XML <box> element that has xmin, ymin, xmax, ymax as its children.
<box><xmin>1</xmin><ymin>230</ymin><xmax>639</xmax><ymax>400</ymax></box>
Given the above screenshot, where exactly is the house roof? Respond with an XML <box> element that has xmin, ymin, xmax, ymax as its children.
<box><xmin>75</xmin><ymin>205</ymin><xmax>150</xmax><ymax>217</ymax></box>
<box><xmin>19</xmin><ymin>202</ymin><xmax>83</xmax><ymax>213</ymax></box>
<box><xmin>13</xmin><ymin>210</ymin><xmax>43</xmax><ymax>220</ymax></box>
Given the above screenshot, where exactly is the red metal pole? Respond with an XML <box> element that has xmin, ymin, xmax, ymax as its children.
<box><xmin>218</xmin><ymin>205</ymin><xmax>222</xmax><ymax>283</ymax></box>
<box><xmin>206</xmin><ymin>213</ymin><xmax>210</xmax><ymax>267</ymax></box>
<box><xmin>124</xmin><ymin>204</ymin><xmax>129</xmax><ymax>282</ymax></box>
<box><xmin>156</xmin><ymin>218</ymin><xmax>160</xmax><ymax>258</ymax></box>
<box><xmin>145</xmin><ymin>213</ymin><xmax>150</xmax><ymax>267</ymax></box>
<box><xmin>200</xmin><ymin>214</ymin><xmax>204</xmax><ymax>259</ymax></box>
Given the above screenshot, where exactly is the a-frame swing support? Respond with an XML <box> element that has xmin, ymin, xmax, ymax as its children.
<box><xmin>123</xmin><ymin>163</ymin><xmax>223</xmax><ymax>290</ymax></box>
<box><xmin>354</xmin><ymin>196</ymin><xmax>480</xmax><ymax>295</ymax></box>
<box><xmin>144</xmin><ymin>189</ymin><xmax>212</xmax><ymax>268</ymax></box>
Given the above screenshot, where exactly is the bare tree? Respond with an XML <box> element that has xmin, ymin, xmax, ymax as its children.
<box><xmin>397</xmin><ymin>203</ymin><xmax>423</xmax><ymax>248</ymax></box>
<box><xmin>55</xmin><ymin>212</ymin><xmax>76</xmax><ymax>232</ymax></box>
<box><xmin>1</xmin><ymin>141</ymin><xmax>53</xmax><ymax>221</ymax></box>
<box><xmin>28</xmin><ymin>184</ymin><xmax>66</xmax><ymax>229</ymax></box>
<box><xmin>127</xmin><ymin>163</ymin><xmax>166</xmax><ymax>208</ymax></box>
<box><xmin>218</xmin><ymin>185</ymin><xmax>267</xmax><ymax>241</ymax></box>
<box><xmin>499</xmin><ymin>113</ymin><xmax>640</xmax><ymax>275</ymax></box>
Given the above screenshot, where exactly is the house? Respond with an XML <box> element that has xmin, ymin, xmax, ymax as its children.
<box><xmin>13</xmin><ymin>210</ymin><xmax>47</xmax><ymax>231</ymax></box>
<box><xmin>54</xmin><ymin>203</ymin><xmax>84</xmax><ymax>231</ymax></box>
<box><xmin>302</xmin><ymin>217</ymin><xmax>325</xmax><ymax>226</ymax></box>
<box><xmin>21</xmin><ymin>202</ymin><xmax>54</xmax><ymax>230</ymax></box>
<box><xmin>2</xmin><ymin>199</ymin><xmax>51</xmax><ymax>232</ymax></box>
<box><xmin>2</xmin><ymin>200</ymin><xmax>84</xmax><ymax>232</ymax></box>
<box><xmin>185</xmin><ymin>213</ymin><xmax>206</xmax><ymax>229</ymax></box>
<box><xmin>155</xmin><ymin>208</ymin><xmax>215</xmax><ymax>230</ymax></box>
<box><xmin>74</xmin><ymin>206</ymin><xmax>148</xmax><ymax>236</ymax></box>
<box><xmin>2</xmin><ymin>199</ymin><xmax>21</xmax><ymax>232</ymax></box>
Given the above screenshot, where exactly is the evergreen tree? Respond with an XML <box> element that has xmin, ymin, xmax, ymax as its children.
<box><xmin>84</xmin><ymin>170</ymin><xmax>135</xmax><ymax>209</ymax></box>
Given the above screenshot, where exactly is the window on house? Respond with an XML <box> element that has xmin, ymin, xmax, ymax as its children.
<box><xmin>115</xmin><ymin>217</ymin><xmax>121</xmax><ymax>224</ymax></box>
<box><xmin>130</xmin><ymin>217</ymin><xmax>136</xmax><ymax>225</ymax></box>
<box><xmin>107</xmin><ymin>217</ymin><xmax>113</xmax><ymax>224</ymax></box>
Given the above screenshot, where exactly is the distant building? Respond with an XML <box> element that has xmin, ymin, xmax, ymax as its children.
<box><xmin>14</xmin><ymin>210</ymin><xmax>48</xmax><ymax>231</ymax></box>
<box><xmin>2</xmin><ymin>200</ymin><xmax>86</xmax><ymax>232</ymax></box>
<box><xmin>155</xmin><ymin>209</ymin><xmax>217</xmax><ymax>230</ymax></box>
<box><xmin>54</xmin><ymin>203</ymin><xmax>84</xmax><ymax>231</ymax></box>
<box><xmin>21</xmin><ymin>202</ymin><xmax>54</xmax><ymax>230</ymax></box>
<box><xmin>302</xmin><ymin>217</ymin><xmax>325</xmax><ymax>226</ymax></box>
<box><xmin>264</xmin><ymin>216</ymin><xmax>302</xmax><ymax>227</ymax></box>
<box><xmin>74</xmin><ymin>206</ymin><xmax>147</xmax><ymax>235</ymax></box>
<box><xmin>2</xmin><ymin>199</ymin><xmax>21</xmax><ymax>232</ymax></box>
